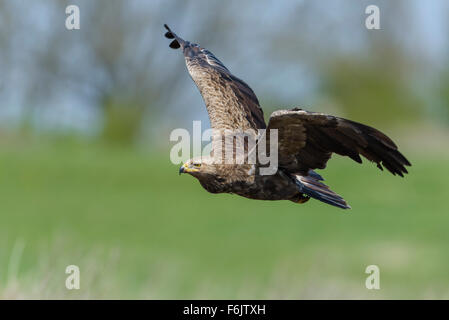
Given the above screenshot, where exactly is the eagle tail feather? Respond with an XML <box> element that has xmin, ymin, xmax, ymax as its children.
<box><xmin>295</xmin><ymin>174</ymin><xmax>350</xmax><ymax>210</ymax></box>
<box><xmin>307</xmin><ymin>169</ymin><xmax>324</xmax><ymax>181</ymax></box>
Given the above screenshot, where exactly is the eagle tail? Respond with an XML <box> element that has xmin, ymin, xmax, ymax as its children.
<box><xmin>294</xmin><ymin>174</ymin><xmax>351</xmax><ymax>210</ymax></box>
<box><xmin>164</xmin><ymin>24</ymin><xmax>187</xmax><ymax>49</ymax></box>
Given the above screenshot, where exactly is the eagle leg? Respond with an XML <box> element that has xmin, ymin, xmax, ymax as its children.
<box><xmin>292</xmin><ymin>193</ymin><xmax>310</xmax><ymax>204</ymax></box>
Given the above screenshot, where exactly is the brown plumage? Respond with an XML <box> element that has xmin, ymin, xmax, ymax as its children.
<box><xmin>267</xmin><ymin>109</ymin><xmax>410</xmax><ymax>177</ymax></box>
<box><xmin>164</xmin><ymin>24</ymin><xmax>265</xmax><ymax>130</ymax></box>
<box><xmin>166</xmin><ymin>25</ymin><xmax>411</xmax><ymax>209</ymax></box>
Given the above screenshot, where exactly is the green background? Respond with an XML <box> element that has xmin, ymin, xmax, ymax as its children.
<box><xmin>0</xmin><ymin>141</ymin><xmax>447</xmax><ymax>299</ymax></box>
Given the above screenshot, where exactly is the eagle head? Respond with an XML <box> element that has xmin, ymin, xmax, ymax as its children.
<box><xmin>179</xmin><ymin>157</ymin><xmax>228</xmax><ymax>193</ymax></box>
<box><xmin>179</xmin><ymin>157</ymin><xmax>214</xmax><ymax>176</ymax></box>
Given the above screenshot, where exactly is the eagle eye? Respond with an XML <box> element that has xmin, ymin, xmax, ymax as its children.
<box><xmin>193</xmin><ymin>163</ymin><xmax>201</xmax><ymax>168</ymax></box>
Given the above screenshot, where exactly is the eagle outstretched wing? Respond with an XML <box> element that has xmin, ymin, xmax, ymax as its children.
<box><xmin>267</xmin><ymin>108</ymin><xmax>411</xmax><ymax>176</ymax></box>
<box><xmin>164</xmin><ymin>24</ymin><xmax>265</xmax><ymax>130</ymax></box>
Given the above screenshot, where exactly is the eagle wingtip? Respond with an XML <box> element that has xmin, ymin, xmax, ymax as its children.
<box><xmin>164</xmin><ymin>24</ymin><xmax>174</xmax><ymax>39</ymax></box>
<box><xmin>163</xmin><ymin>24</ymin><xmax>182</xmax><ymax>49</ymax></box>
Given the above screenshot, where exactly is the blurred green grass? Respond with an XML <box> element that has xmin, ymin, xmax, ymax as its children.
<box><xmin>0</xmin><ymin>141</ymin><xmax>448</xmax><ymax>299</ymax></box>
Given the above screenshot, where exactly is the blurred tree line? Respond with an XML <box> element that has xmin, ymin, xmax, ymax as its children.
<box><xmin>0</xmin><ymin>0</ymin><xmax>447</xmax><ymax>145</ymax></box>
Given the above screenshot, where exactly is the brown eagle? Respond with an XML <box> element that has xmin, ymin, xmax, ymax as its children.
<box><xmin>164</xmin><ymin>24</ymin><xmax>411</xmax><ymax>209</ymax></box>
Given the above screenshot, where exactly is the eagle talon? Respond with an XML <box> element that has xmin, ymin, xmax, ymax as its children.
<box><xmin>295</xmin><ymin>194</ymin><xmax>310</xmax><ymax>204</ymax></box>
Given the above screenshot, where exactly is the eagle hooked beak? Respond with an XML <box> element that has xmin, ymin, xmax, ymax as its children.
<box><xmin>179</xmin><ymin>162</ymin><xmax>199</xmax><ymax>175</ymax></box>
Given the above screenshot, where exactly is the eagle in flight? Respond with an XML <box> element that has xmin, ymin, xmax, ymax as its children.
<box><xmin>164</xmin><ymin>24</ymin><xmax>411</xmax><ymax>209</ymax></box>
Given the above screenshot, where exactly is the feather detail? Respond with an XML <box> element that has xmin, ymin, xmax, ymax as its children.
<box><xmin>295</xmin><ymin>174</ymin><xmax>350</xmax><ymax>209</ymax></box>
